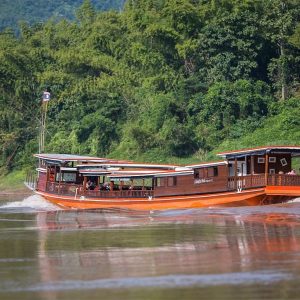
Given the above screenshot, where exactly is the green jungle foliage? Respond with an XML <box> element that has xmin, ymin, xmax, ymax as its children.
<box><xmin>1</xmin><ymin>0</ymin><xmax>300</xmax><ymax>173</ymax></box>
<box><xmin>0</xmin><ymin>0</ymin><xmax>125</xmax><ymax>32</ymax></box>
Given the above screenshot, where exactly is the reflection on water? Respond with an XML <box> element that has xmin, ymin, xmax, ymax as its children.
<box><xmin>0</xmin><ymin>195</ymin><xmax>300</xmax><ymax>299</ymax></box>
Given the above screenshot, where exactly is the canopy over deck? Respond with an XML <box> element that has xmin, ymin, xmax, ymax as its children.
<box><xmin>217</xmin><ymin>146</ymin><xmax>300</xmax><ymax>159</ymax></box>
<box><xmin>77</xmin><ymin>162</ymin><xmax>180</xmax><ymax>170</ymax></box>
<box><xmin>108</xmin><ymin>169</ymin><xmax>194</xmax><ymax>180</ymax></box>
<box><xmin>78</xmin><ymin>168</ymin><xmax>111</xmax><ymax>176</ymax></box>
<box><xmin>34</xmin><ymin>153</ymin><xmax>114</xmax><ymax>164</ymax></box>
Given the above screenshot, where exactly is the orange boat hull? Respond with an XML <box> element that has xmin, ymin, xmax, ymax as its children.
<box><xmin>266</xmin><ymin>186</ymin><xmax>300</xmax><ymax>196</ymax></box>
<box><xmin>35</xmin><ymin>188</ymin><xmax>296</xmax><ymax>210</ymax></box>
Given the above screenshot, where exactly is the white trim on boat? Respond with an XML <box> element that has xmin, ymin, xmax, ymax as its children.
<box><xmin>186</xmin><ymin>161</ymin><xmax>227</xmax><ymax>169</ymax></box>
<box><xmin>60</xmin><ymin>167</ymin><xmax>77</xmax><ymax>171</ymax></box>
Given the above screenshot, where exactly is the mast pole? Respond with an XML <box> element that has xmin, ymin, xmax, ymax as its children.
<box><xmin>39</xmin><ymin>91</ymin><xmax>51</xmax><ymax>154</ymax></box>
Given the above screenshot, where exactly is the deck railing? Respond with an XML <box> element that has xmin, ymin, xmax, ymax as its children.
<box><xmin>44</xmin><ymin>174</ymin><xmax>300</xmax><ymax>197</ymax></box>
<box><xmin>46</xmin><ymin>182</ymin><xmax>154</xmax><ymax>199</ymax></box>
<box><xmin>84</xmin><ymin>189</ymin><xmax>154</xmax><ymax>199</ymax></box>
<box><xmin>228</xmin><ymin>174</ymin><xmax>266</xmax><ymax>190</ymax></box>
<box><xmin>46</xmin><ymin>182</ymin><xmax>80</xmax><ymax>196</ymax></box>
<box><xmin>267</xmin><ymin>174</ymin><xmax>300</xmax><ymax>186</ymax></box>
<box><xmin>228</xmin><ymin>174</ymin><xmax>300</xmax><ymax>191</ymax></box>
<box><xmin>24</xmin><ymin>171</ymin><xmax>37</xmax><ymax>190</ymax></box>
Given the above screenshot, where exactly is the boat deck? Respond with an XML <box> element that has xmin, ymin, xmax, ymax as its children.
<box><xmin>41</xmin><ymin>174</ymin><xmax>300</xmax><ymax>199</ymax></box>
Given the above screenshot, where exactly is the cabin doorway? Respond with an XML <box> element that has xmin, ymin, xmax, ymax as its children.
<box><xmin>237</xmin><ymin>161</ymin><xmax>247</xmax><ymax>176</ymax></box>
<box><xmin>229</xmin><ymin>161</ymin><xmax>247</xmax><ymax>176</ymax></box>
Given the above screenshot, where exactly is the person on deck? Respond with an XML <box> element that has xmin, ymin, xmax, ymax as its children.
<box><xmin>86</xmin><ymin>180</ymin><xmax>96</xmax><ymax>190</ymax></box>
<box><xmin>103</xmin><ymin>182</ymin><xmax>110</xmax><ymax>191</ymax></box>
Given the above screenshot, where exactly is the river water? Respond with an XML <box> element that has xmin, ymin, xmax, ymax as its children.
<box><xmin>0</xmin><ymin>194</ymin><xmax>300</xmax><ymax>300</ymax></box>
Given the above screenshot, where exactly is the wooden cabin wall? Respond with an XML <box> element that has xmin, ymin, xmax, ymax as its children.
<box><xmin>154</xmin><ymin>165</ymin><xmax>228</xmax><ymax>197</ymax></box>
<box><xmin>246</xmin><ymin>154</ymin><xmax>291</xmax><ymax>174</ymax></box>
<box><xmin>37</xmin><ymin>172</ymin><xmax>47</xmax><ymax>191</ymax></box>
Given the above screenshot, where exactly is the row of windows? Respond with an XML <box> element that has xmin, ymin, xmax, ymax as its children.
<box><xmin>257</xmin><ymin>157</ymin><xmax>287</xmax><ymax>166</ymax></box>
<box><xmin>155</xmin><ymin>167</ymin><xmax>219</xmax><ymax>187</ymax></box>
<box><xmin>154</xmin><ymin>177</ymin><xmax>177</xmax><ymax>187</ymax></box>
<box><xmin>194</xmin><ymin>167</ymin><xmax>218</xmax><ymax>179</ymax></box>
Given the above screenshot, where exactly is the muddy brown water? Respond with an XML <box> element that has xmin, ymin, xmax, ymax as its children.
<box><xmin>0</xmin><ymin>194</ymin><xmax>300</xmax><ymax>300</ymax></box>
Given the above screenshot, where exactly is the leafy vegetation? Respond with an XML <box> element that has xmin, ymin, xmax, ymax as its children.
<box><xmin>0</xmin><ymin>0</ymin><xmax>125</xmax><ymax>32</ymax></box>
<box><xmin>0</xmin><ymin>170</ymin><xmax>27</xmax><ymax>191</ymax></box>
<box><xmin>0</xmin><ymin>0</ymin><xmax>300</xmax><ymax>176</ymax></box>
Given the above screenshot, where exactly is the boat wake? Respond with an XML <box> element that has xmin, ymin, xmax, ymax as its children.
<box><xmin>0</xmin><ymin>194</ymin><xmax>59</xmax><ymax>213</ymax></box>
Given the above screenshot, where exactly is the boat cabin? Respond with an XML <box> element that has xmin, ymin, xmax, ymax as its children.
<box><xmin>217</xmin><ymin>146</ymin><xmax>300</xmax><ymax>190</ymax></box>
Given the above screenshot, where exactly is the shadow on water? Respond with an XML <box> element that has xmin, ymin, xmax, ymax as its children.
<box><xmin>1</xmin><ymin>195</ymin><xmax>300</xmax><ymax>299</ymax></box>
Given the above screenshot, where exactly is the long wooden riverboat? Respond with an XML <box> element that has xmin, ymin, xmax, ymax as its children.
<box><xmin>25</xmin><ymin>146</ymin><xmax>300</xmax><ymax>210</ymax></box>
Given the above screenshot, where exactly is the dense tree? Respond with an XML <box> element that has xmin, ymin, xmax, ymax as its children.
<box><xmin>290</xmin><ymin>23</ymin><xmax>300</xmax><ymax>48</ymax></box>
<box><xmin>0</xmin><ymin>0</ymin><xmax>300</xmax><ymax>171</ymax></box>
<box><xmin>0</xmin><ymin>0</ymin><xmax>125</xmax><ymax>32</ymax></box>
<box><xmin>261</xmin><ymin>0</ymin><xmax>300</xmax><ymax>100</ymax></box>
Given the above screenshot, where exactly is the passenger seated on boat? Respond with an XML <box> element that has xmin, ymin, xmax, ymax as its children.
<box><xmin>99</xmin><ymin>184</ymin><xmax>106</xmax><ymax>191</ymax></box>
<box><xmin>102</xmin><ymin>182</ymin><xmax>110</xmax><ymax>191</ymax></box>
<box><xmin>288</xmin><ymin>169</ymin><xmax>296</xmax><ymax>175</ymax></box>
<box><xmin>86</xmin><ymin>180</ymin><xmax>91</xmax><ymax>190</ymax></box>
<box><xmin>86</xmin><ymin>180</ymin><xmax>96</xmax><ymax>190</ymax></box>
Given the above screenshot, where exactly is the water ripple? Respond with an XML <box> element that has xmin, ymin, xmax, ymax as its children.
<box><xmin>4</xmin><ymin>271</ymin><xmax>292</xmax><ymax>292</ymax></box>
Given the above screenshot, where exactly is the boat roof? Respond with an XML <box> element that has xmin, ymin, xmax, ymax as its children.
<box><xmin>217</xmin><ymin>146</ymin><xmax>300</xmax><ymax>159</ymax></box>
<box><xmin>79</xmin><ymin>168</ymin><xmax>111</xmax><ymax>176</ymax></box>
<box><xmin>34</xmin><ymin>153</ymin><xmax>114</xmax><ymax>164</ymax></box>
<box><xmin>108</xmin><ymin>169</ymin><xmax>194</xmax><ymax>180</ymax></box>
<box><xmin>77</xmin><ymin>162</ymin><xmax>180</xmax><ymax>170</ymax></box>
<box><xmin>186</xmin><ymin>160</ymin><xmax>227</xmax><ymax>169</ymax></box>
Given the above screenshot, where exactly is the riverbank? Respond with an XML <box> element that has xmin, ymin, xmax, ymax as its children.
<box><xmin>0</xmin><ymin>170</ymin><xmax>32</xmax><ymax>196</ymax></box>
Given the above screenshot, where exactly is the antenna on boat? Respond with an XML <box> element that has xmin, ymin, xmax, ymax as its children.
<box><xmin>39</xmin><ymin>91</ymin><xmax>51</xmax><ymax>154</ymax></box>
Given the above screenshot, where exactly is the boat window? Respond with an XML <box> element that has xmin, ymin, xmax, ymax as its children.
<box><xmin>195</xmin><ymin>167</ymin><xmax>218</xmax><ymax>179</ymax></box>
<box><xmin>144</xmin><ymin>178</ymin><xmax>153</xmax><ymax>188</ymax></box>
<box><xmin>56</xmin><ymin>172</ymin><xmax>77</xmax><ymax>182</ymax></box>
<box><xmin>199</xmin><ymin>169</ymin><xmax>205</xmax><ymax>178</ymax></box>
<box><xmin>269</xmin><ymin>169</ymin><xmax>275</xmax><ymax>174</ymax></box>
<box><xmin>99</xmin><ymin>176</ymin><xmax>105</xmax><ymax>184</ymax></box>
<box><xmin>280</xmin><ymin>158</ymin><xmax>287</xmax><ymax>166</ymax></box>
<box><xmin>208</xmin><ymin>167</ymin><xmax>214</xmax><ymax>177</ymax></box>
<box><xmin>207</xmin><ymin>167</ymin><xmax>218</xmax><ymax>177</ymax></box>
<box><xmin>63</xmin><ymin>173</ymin><xmax>77</xmax><ymax>182</ymax></box>
<box><xmin>155</xmin><ymin>178</ymin><xmax>165</xmax><ymax>187</ymax></box>
<box><xmin>258</xmin><ymin>157</ymin><xmax>265</xmax><ymax>163</ymax></box>
<box><xmin>167</xmin><ymin>177</ymin><xmax>177</xmax><ymax>187</ymax></box>
<box><xmin>213</xmin><ymin>167</ymin><xmax>218</xmax><ymax>177</ymax></box>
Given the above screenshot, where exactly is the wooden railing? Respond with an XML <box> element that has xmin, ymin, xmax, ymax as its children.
<box><xmin>46</xmin><ymin>182</ymin><xmax>81</xmax><ymax>195</ymax></box>
<box><xmin>84</xmin><ymin>189</ymin><xmax>154</xmax><ymax>199</ymax></box>
<box><xmin>24</xmin><ymin>171</ymin><xmax>37</xmax><ymax>190</ymax></box>
<box><xmin>228</xmin><ymin>174</ymin><xmax>266</xmax><ymax>190</ymax></box>
<box><xmin>267</xmin><ymin>174</ymin><xmax>300</xmax><ymax>186</ymax></box>
<box><xmin>44</xmin><ymin>174</ymin><xmax>300</xmax><ymax>197</ymax></box>
<box><xmin>228</xmin><ymin>174</ymin><xmax>300</xmax><ymax>191</ymax></box>
<box><xmin>46</xmin><ymin>182</ymin><xmax>154</xmax><ymax>199</ymax></box>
